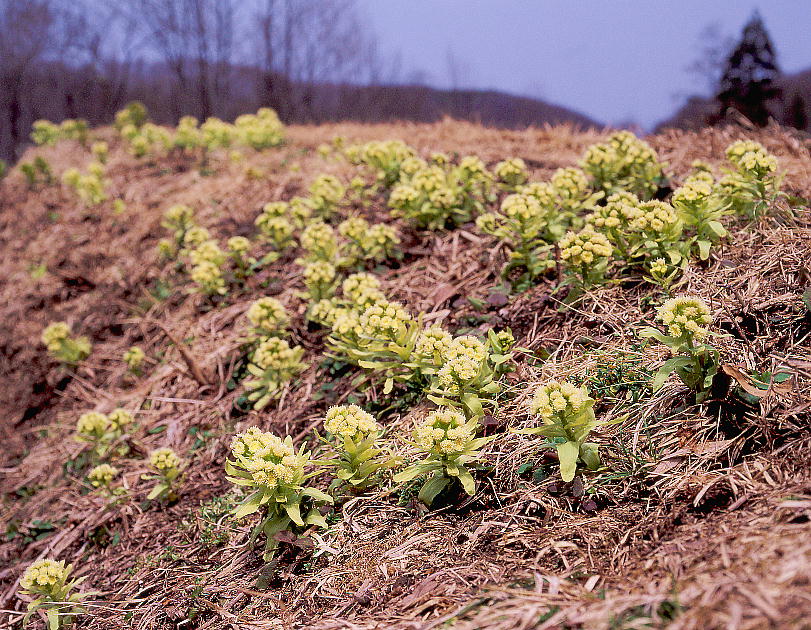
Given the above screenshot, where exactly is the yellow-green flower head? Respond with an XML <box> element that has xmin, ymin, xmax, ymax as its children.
<box><xmin>77</xmin><ymin>411</ymin><xmax>109</xmax><ymax>438</ymax></box>
<box><xmin>163</xmin><ymin>204</ymin><xmax>194</xmax><ymax>230</ymax></box>
<box><xmin>367</xmin><ymin>223</ymin><xmax>400</xmax><ymax>247</ymax></box>
<box><xmin>309</xmin><ymin>298</ymin><xmax>345</xmax><ymax>326</ymax></box>
<box><xmin>494</xmin><ymin>157</ymin><xmax>528</xmax><ymax>186</ymax></box>
<box><xmin>317</xmin><ymin>143</ymin><xmax>331</xmax><ymax>158</ymax></box>
<box><xmin>87</xmin><ymin>161</ymin><xmax>105</xmax><ymax>179</ymax></box>
<box><xmin>475</xmin><ymin>212</ymin><xmax>500</xmax><ymax>234</ymax></box>
<box><xmin>303</xmin><ymin>260</ymin><xmax>336</xmax><ymax>286</ymax></box>
<box><xmin>252</xmin><ymin>337</ymin><xmax>302</xmax><ymax>370</ymax></box>
<box><xmin>559</xmin><ymin>227</ymin><xmax>613</xmax><ymax>267</ymax></box>
<box><xmin>529</xmin><ymin>381</ymin><xmax>591</xmax><ymax>423</ymax></box>
<box><xmin>495</xmin><ymin>329</ymin><xmax>515</xmax><ymax>350</ymax></box>
<box><xmin>428</xmin><ymin>186</ymin><xmax>459</xmax><ymax>209</ymax></box>
<box><xmin>19</xmin><ymin>559</ymin><xmax>70</xmax><ymax>595</ymax></box>
<box><xmin>182</xmin><ymin>226</ymin><xmax>211</xmax><ymax>248</ymax></box>
<box><xmin>413</xmin><ymin>325</ymin><xmax>453</xmax><ymax>365</ymax></box>
<box><xmin>227</xmin><ymin>236</ymin><xmax>251</xmax><ymax>256</ymax></box>
<box><xmin>342</xmin><ymin>272</ymin><xmax>381</xmax><ymax>301</ymax></box>
<box><xmin>629</xmin><ymin>200</ymin><xmax>680</xmax><ymax>234</ymax></box>
<box><xmin>338</xmin><ymin>216</ymin><xmax>369</xmax><ymax>242</ymax></box>
<box><xmin>108</xmin><ymin>408</ymin><xmax>134</xmax><ymax>431</ymax></box>
<box><xmin>430</xmin><ymin>152</ymin><xmax>450</xmax><ymax>166</ymax></box>
<box><xmin>300</xmin><ymin>221</ymin><xmax>337</xmax><ymax>254</ymax></box>
<box><xmin>412</xmin><ymin>408</ymin><xmax>475</xmax><ymax>455</ymax></box>
<box><xmin>657</xmin><ymin>295</ymin><xmax>712</xmax><ymax>340</ymax></box>
<box><xmin>389</xmin><ymin>185</ymin><xmax>420</xmax><ymax>209</ymax></box>
<box><xmin>309</xmin><ymin>174</ymin><xmax>345</xmax><ymax>204</ymax></box>
<box><xmin>410</xmin><ymin>165</ymin><xmax>447</xmax><ymax>193</ymax></box>
<box><xmin>501</xmin><ymin>192</ymin><xmax>544</xmax><ymax>222</ymax></box>
<box><xmin>586</xmin><ymin>191</ymin><xmax>640</xmax><ymax>231</ymax></box>
<box><xmin>459</xmin><ymin>155</ymin><xmax>488</xmax><ymax>178</ymax></box>
<box><xmin>349</xmin><ymin>175</ymin><xmax>366</xmax><ymax>190</ymax></box>
<box><xmin>91</xmin><ymin>141</ymin><xmax>108</xmax><ymax>160</ymax></box>
<box><xmin>62</xmin><ymin>167</ymin><xmax>82</xmax><ymax>188</ymax></box>
<box><xmin>551</xmin><ymin>167</ymin><xmax>590</xmax><ymax>199</ymax></box>
<box><xmin>520</xmin><ymin>181</ymin><xmax>557</xmax><ymax>208</ymax></box>
<box><xmin>41</xmin><ymin>322</ymin><xmax>71</xmax><ymax>350</ymax></box>
<box><xmin>649</xmin><ymin>258</ymin><xmax>668</xmax><ymax>275</ymax></box>
<box><xmin>124</xmin><ymin>346</ymin><xmax>145</xmax><ymax>369</ymax></box>
<box><xmin>436</xmin><ymin>356</ymin><xmax>482</xmax><ymax>392</ymax></box>
<box><xmin>256</xmin><ymin>213</ymin><xmax>294</xmax><ymax>244</ymax></box>
<box><xmin>88</xmin><ymin>463</ymin><xmax>119</xmax><ymax>488</ymax></box>
<box><xmin>399</xmin><ymin>156</ymin><xmax>428</xmax><ymax>176</ymax></box>
<box><xmin>150</xmin><ymin>447</ymin><xmax>181</xmax><ymax>472</ymax></box>
<box><xmin>189</xmin><ymin>240</ymin><xmax>226</xmax><ymax>266</ymax></box>
<box><xmin>247</xmin><ymin>297</ymin><xmax>288</xmax><ymax>334</ymax></box>
<box><xmin>725</xmin><ymin>140</ymin><xmax>777</xmax><ymax>174</ymax></box>
<box><xmin>331</xmin><ymin>310</ymin><xmax>363</xmax><ymax>338</ymax></box>
<box><xmin>289</xmin><ymin>197</ymin><xmax>315</xmax><ymax>224</ymax></box>
<box><xmin>157</xmin><ymin>238</ymin><xmax>174</xmax><ymax>258</ymax></box>
<box><xmin>359</xmin><ymin>301</ymin><xmax>413</xmax><ymax>339</ymax></box>
<box><xmin>261</xmin><ymin>201</ymin><xmax>289</xmax><ymax>217</ymax></box>
<box><xmin>129</xmin><ymin>134</ymin><xmax>150</xmax><ymax>156</ymax></box>
<box><xmin>190</xmin><ymin>261</ymin><xmax>226</xmax><ymax>295</ymax></box>
<box><xmin>229</xmin><ymin>428</ymin><xmax>305</xmax><ymax>489</ymax></box>
<box><xmin>324</xmin><ymin>404</ymin><xmax>379</xmax><ymax>440</ymax></box>
<box><xmin>445</xmin><ymin>335</ymin><xmax>488</xmax><ymax>364</ymax></box>
<box><xmin>672</xmin><ymin>172</ymin><xmax>714</xmax><ymax>205</ymax></box>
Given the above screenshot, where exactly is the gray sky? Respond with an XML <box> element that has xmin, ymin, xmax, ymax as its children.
<box><xmin>357</xmin><ymin>1</ymin><xmax>811</xmax><ymax>129</ymax></box>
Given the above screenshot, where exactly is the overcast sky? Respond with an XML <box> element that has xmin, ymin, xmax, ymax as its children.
<box><xmin>357</xmin><ymin>1</ymin><xmax>811</xmax><ymax>129</ymax></box>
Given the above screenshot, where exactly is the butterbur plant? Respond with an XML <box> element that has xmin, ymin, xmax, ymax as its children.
<box><xmin>87</xmin><ymin>464</ymin><xmax>124</xmax><ymax>497</ymax></box>
<box><xmin>321</xmin><ymin>405</ymin><xmax>401</xmax><ymax>492</ymax></box>
<box><xmin>718</xmin><ymin>140</ymin><xmax>782</xmax><ymax>219</ymax></box>
<box><xmin>18</xmin><ymin>559</ymin><xmax>91</xmax><ymax>630</ymax></box>
<box><xmin>639</xmin><ymin>296</ymin><xmax>719</xmax><ymax>401</ymax></box>
<box><xmin>393</xmin><ymin>409</ymin><xmax>492</xmax><ymax>506</ymax></box>
<box><xmin>494</xmin><ymin>157</ymin><xmax>528</xmax><ymax>190</ymax></box>
<box><xmin>513</xmin><ymin>381</ymin><xmax>604</xmax><ymax>482</ymax></box>
<box><xmin>244</xmin><ymin>337</ymin><xmax>307</xmax><ymax>409</ymax></box>
<box><xmin>225</xmin><ymin>428</ymin><xmax>333</xmax><ymax>560</ymax></box>
<box><xmin>245</xmin><ymin>297</ymin><xmax>289</xmax><ymax>340</ymax></box>
<box><xmin>145</xmin><ymin>447</ymin><xmax>183</xmax><ymax>501</ymax></box>
<box><xmin>427</xmin><ymin>335</ymin><xmax>509</xmax><ymax>419</ymax></box>
<box><xmin>123</xmin><ymin>346</ymin><xmax>145</xmax><ymax>375</ymax></box>
<box><xmin>75</xmin><ymin>409</ymin><xmax>133</xmax><ymax>459</ymax></box>
<box><xmin>671</xmin><ymin>171</ymin><xmax>729</xmax><ymax>260</ymax></box>
<box><xmin>41</xmin><ymin>322</ymin><xmax>91</xmax><ymax>366</ymax></box>
<box><xmin>558</xmin><ymin>227</ymin><xmax>613</xmax><ymax>291</ymax></box>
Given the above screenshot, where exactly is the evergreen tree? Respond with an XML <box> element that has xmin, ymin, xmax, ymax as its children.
<box><xmin>786</xmin><ymin>93</ymin><xmax>808</xmax><ymax>131</ymax></box>
<box><xmin>715</xmin><ymin>11</ymin><xmax>781</xmax><ymax>126</ymax></box>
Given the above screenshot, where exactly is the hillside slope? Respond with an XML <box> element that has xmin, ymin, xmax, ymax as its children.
<box><xmin>1</xmin><ymin>119</ymin><xmax>810</xmax><ymax>630</ymax></box>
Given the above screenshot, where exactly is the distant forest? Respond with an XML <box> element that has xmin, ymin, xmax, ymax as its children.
<box><xmin>0</xmin><ymin>0</ymin><xmax>596</xmax><ymax>162</ymax></box>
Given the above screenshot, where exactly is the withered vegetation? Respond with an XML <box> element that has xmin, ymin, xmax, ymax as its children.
<box><xmin>1</xmin><ymin>119</ymin><xmax>810</xmax><ymax>630</ymax></box>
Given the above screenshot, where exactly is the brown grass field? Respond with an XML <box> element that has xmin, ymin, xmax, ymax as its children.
<box><xmin>1</xmin><ymin>118</ymin><xmax>810</xmax><ymax>629</ymax></box>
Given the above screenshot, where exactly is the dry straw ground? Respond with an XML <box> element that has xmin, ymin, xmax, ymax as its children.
<box><xmin>1</xmin><ymin>119</ymin><xmax>810</xmax><ymax>630</ymax></box>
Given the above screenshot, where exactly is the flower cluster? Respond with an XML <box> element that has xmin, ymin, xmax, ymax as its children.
<box><xmin>671</xmin><ymin>171</ymin><xmax>729</xmax><ymax>260</ymax></box>
<box><xmin>309</xmin><ymin>174</ymin><xmax>345</xmax><ymax>216</ymax></box>
<box><xmin>255</xmin><ymin>200</ymin><xmax>311</xmax><ymax>249</ymax></box>
<box><xmin>61</xmin><ymin>161</ymin><xmax>109</xmax><ymax>206</ymax></box>
<box><xmin>515</xmin><ymin>380</ymin><xmax>601</xmax><ymax>482</ymax></box>
<box><xmin>394</xmin><ymin>409</ymin><xmax>491</xmax><ymax>504</ymax></box>
<box><xmin>581</xmin><ymin>130</ymin><xmax>664</xmax><ymax>199</ymax></box>
<box><xmin>302</xmin><ymin>260</ymin><xmax>338</xmax><ymax>301</ymax></box>
<box><xmin>717</xmin><ymin>140</ymin><xmax>782</xmax><ymax>218</ymax></box>
<box><xmin>18</xmin><ymin>558</ymin><xmax>90</xmax><ymax>629</ymax></box>
<box><xmin>324</xmin><ymin>404</ymin><xmax>379</xmax><ymax>440</ymax></box>
<box><xmin>88</xmin><ymin>463</ymin><xmax>119</xmax><ymax>489</ymax></box>
<box><xmin>226</xmin><ymin>428</ymin><xmax>332</xmax><ymax>560</ymax></box>
<box><xmin>123</xmin><ymin>346</ymin><xmax>145</xmax><ymax>374</ymax></box>
<box><xmin>31</xmin><ymin>118</ymin><xmax>88</xmax><ymax>146</ymax></box>
<box><xmin>41</xmin><ymin>322</ymin><xmax>91</xmax><ymax>366</ymax></box>
<box><xmin>246</xmin><ymin>297</ymin><xmax>289</xmax><ymax>338</ymax></box>
<box><xmin>494</xmin><ymin>157</ymin><xmax>528</xmax><ymax>189</ymax></box>
<box><xmin>114</xmin><ymin>101</ymin><xmax>148</xmax><ymax>130</ymax></box>
<box><xmin>244</xmin><ymin>337</ymin><xmax>307</xmax><ymax>409</ymax></box>
<box><xmin>559</xmin><ymin>227</ymin><xmax>613</xmax><ymax>287</ymax></box>
<box><xmin>640</xmin><ymin>295</ymin><xmax>718</xmax><ymax>400</ymax></box>
<box><xmin>338</xmin><ymin>216</ymin><xmax>401</xmax><ymax>263</ymax></box>
<box><xmin>145</xmin><ymin>447</ymin><xmax>183</xmax><ymax>501</ymax></box>
<box><xmin>348</xmin><ymin>139</ymin><xmax>416</xmax><ymax>187</ymax></box>
<box><xmin>657</xmin><ymin>295</ymin><xmax>712</xmax><ymax>341</ymax></box>
<box><xmin>412</xmin><ymin>325</ymin><xmax>454</xmax><ymax>370</ymax></box>
<box><xmin>300</xmin><ymin>221</ymin><xmax>339</xmax><ymax>262</ymax></box>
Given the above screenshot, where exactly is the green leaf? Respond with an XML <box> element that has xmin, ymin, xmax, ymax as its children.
<box><xmin>707</xmin><ymin>220</ymin><xmax>727</xmax><ymax>237</ymax></box>
<box><xmin>48</xmin><ymin>608</ymin><xmax>60</xmax><ymax>630</ymax></box>
<box><xmin>556</xmin><ymin>441</ymin><xmax>579</xmax><ymax>482</ymax></box>
<box><xmin>652</xmin><ymin>356</ymin><xmax>692</xmax><ymax>391</ymax></box>
<box><xmin>284</xmin><ymin>502</ymin><xmax>304</xmax><ymax>526</ymax></box>
<box><xmin>233</xmin><ymin>490</ymin><xmax>264</xmax><ymax>519</ymax></box>
<box><xmin>301</xmin><ymin>487</ymin><xmax>334</xmax><ymax>504</ymax></box>
<box><xmin>456</xmin><ymin>467</ymin><xmax>476</xmax><ymax>496</ymax></box>
<box><xmin>697</xmin><ymin>239</ymin><xmax>711</xmax><ymax>261</ymax></box>
<box><xmin>147</xmin><ymin>483</ymin><xmax>167</xmax><ymax>500</ymax></box>
<box><xmin>418</xmin><ymin>475</ymin><xmax>451</xmax><ymax>506</ymax></box>
<box><xmin>383</xmin><ymin>378</ymin><xmax>394</xmax><ymax>394</ymax></box>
